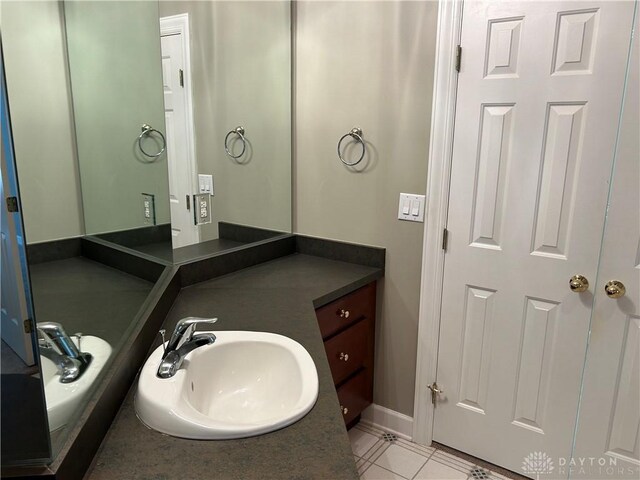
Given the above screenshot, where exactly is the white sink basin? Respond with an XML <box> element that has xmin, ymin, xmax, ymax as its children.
<box><xmin>135</xmin><ymin>331</ymin><xmax>319</xmax><ymax>439</ymax></box>
<box><xmin>41</xmin><ymin>335</ymin><xmax>112</xmax><ymax>432</ymax></box>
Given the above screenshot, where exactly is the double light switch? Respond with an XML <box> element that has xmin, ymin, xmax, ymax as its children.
<box><xmin>398</xmin><ymin>193</ymin><xmax>425</xmax><ymax>222</ymax></box>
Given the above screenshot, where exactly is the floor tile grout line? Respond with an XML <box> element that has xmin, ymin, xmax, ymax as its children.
<box><xmin>408</xmin><ymin>449</ymin><xmax>437</xmax><ymax>480</ymax></box>
<box><xmin>351</xmin><ymin>427</ymin><xmax>386</xmax><ymax>460</ymax></box>
<box><xmin>370</xmin><ymin>461</ymin><xmax>413</xmax><ymax>480</ymax></box>
<box><xmin>362</xmin><ymin>439</ymin><xmax>386</xmax><ymax>461</ymax></box>
<box><xmin>368</xmin><ymin>441</ymin><xmax>391</xmax><ymax>464</ymax></box>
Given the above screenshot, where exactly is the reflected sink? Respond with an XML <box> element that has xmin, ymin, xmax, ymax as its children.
<box><xmin>135</xmin><ymin>331</ymin><xmax>319</xmax><ymax>439</ymax></box>
<box><xmin>41</xmin><ymin>335</ymin><xmax>112</xmax><ymax>432</ymax></box>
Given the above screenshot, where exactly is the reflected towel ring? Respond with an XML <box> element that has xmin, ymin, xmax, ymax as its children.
<box><xmin>137</xmin><ymin>124</ymin><xmax>166</xmax><ymax>158</ymax></box>
<box><xmin>337</xmin><ymin>127</ymin><xmax>365</xmax><ymax>166</ymax></box>
<box><xmin>224</xmin><ymin>126</ymin><xmax>247</xmax><ymax>159</ymax></box>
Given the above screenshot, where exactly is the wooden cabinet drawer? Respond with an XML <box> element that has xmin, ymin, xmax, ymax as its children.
<box><xmin>324</xmin><ymin>319</ymin><xmax>369</xmax><ymax>385</ymax></box>
<box><xmin>337</xmin><ymin>369</ymin><xmax>370</xmax><ymax>426</ymax></box>
<box><xmin>316</xmin><ymin>283</ymin><xmax>375</xmax><ymax>339</ymax></box>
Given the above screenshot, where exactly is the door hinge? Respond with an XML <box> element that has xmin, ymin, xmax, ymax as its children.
<box><xmin>186</xmin><ymin>194</ymin><xmax>191</xmax><ymax>211</ymax></box>
<box><xmin>442</xmin><ymin>228</ymin><xmax>449</xmax><ymax>251</ymax></box>
<box><xmin>6</xmin><ymin>196</ymin><xmax>19</xmax><ymax>212</ymax></box>
<box><xmin>179</xmin><ymin>69</ymin><xmax>184</xmax><ymax>87</ymax></box>
<box><xmin>23</xmin><ymin>318</ymin><xmax>33</xmax><ymax>334</ymax></box>
<box><xmin>455</xmin><ymin>45</ymin><xmax>462</xmax><ymax>72</ymax></box>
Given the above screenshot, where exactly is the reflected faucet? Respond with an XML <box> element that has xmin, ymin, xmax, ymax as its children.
<box><xmin>37</xmin><ymin>322</ymin><xmax>92</xmax><ymax>383</ymax></box>
<box><xmin>157</xmin><ymin>317</ymin><xmax>217</xmax><ymax>379</ymax></box>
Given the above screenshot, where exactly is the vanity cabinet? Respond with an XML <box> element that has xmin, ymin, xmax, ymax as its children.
<box><xmin>315</xmin><ymin>282</ymin><xmax>376</xmax><ymax>428</ymax></box>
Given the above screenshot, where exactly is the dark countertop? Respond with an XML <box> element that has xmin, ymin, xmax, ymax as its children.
<box><xmin>28</xmin><ymin>257</ymin><xmax>154</xmax><ymax>349</ymax></box>
<box><xmin>85</xmin><ymin>253</ymin><xmax>382</xmax><ymax>480</ymax></box>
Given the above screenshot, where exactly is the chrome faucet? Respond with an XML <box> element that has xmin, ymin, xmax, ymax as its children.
<box><xmin>157</xmin><ymin>317</ymin><xmax>217</xmax><ymax>379</ymax></box>
<box><xmin>37</xmin><ymin>322</ymin><xmax>92</xmax><ymax>383</ymax></box>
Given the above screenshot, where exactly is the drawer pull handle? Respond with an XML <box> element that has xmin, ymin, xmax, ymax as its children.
<box><xmin>341</xmin><ymin>405</ymin><xmax>349</xmax><ymax>415</ymax></box>
<box><xmin>339</xmin><ymin>352</ymin><xmax>349</xmax><ymax>361</ymax></box>
<box><xmin>339</xmin><ymin>309</ymin><xmax>350</xmax><ymax>318</ymax></box>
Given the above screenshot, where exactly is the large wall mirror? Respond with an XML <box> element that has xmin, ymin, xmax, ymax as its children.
<box><xmin>0</xmin><ymin>0</ymin><xmax>291</xmax><ymax>465</ymax></box>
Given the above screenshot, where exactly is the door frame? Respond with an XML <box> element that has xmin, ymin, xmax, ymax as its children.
<box><xmin>412</xmin><ymin>0</ymin><xmax>464</xmax><ymax>445</ymax></box>
<box><xmin>159</xmin><ymin>13</ymin><xmax>199</xmax><ymax>245</ymax></box>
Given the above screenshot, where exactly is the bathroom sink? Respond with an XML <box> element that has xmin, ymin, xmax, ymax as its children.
<box><xmin>135</xmin><ymin>331</ymin><xmax>319</xmax><ymax>439</ymax></box>
<box><xmin>41</xmin><ymin>335</ymin><xmax>112</xmax><ymax>432</ymax></box>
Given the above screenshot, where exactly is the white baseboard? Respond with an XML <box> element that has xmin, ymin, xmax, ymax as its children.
<box><xmin>360</xmin><ymin>403</ymin><xmax>414</xmax><ymax>441</ymax></box>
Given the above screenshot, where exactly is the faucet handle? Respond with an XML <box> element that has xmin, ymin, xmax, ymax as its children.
<box><xmin>165</xmin><ymin>317</ymin><xmax>218</xmax><ymax>355</ymax></box>
<box><xmin>181</xmin><ymin>317</ymin><xmax>218</xmax><ymax>340</ymax></box>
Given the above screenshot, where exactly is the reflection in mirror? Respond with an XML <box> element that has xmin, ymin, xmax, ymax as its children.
<box><xmin>1</xmin><ymin>0</ymin><xmax>291</xmax><ymax>466</ymax></box>
<box><xmin>1</xmin><ymin>52</ymin><xmax>51</xmax><ymax>465</ymax></box>
<box><xmin>1</xmin><ymin>0</ymin><xmax>161</xmax><ymax>459</ymax></box>
<box><xmin>64</xmin><ymin>0</ymin><xmax>171</xmax><ymax>236</ymax></box>
<box><xmin>72</xmin><ymin>0</ymin><xmax>293</xmax><ymax>263</ymax></box>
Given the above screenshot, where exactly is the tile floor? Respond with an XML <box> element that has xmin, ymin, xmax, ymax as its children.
<box><xmin>349</xmin><ymin>423</ymin><xmax>512</xmax><ymax>480</ymax></box>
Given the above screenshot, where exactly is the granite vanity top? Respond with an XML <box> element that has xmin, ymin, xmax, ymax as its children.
<box><xmin>85</xmin><ymin>253</ymin><xmax>383</xmax><ymax>480</ymax></box>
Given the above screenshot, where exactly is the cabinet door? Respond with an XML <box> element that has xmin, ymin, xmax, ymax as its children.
<box><xmin>324</xmin><ymin>319</ymin><xmax>369</xmax><ymax>385</ymax></box>
<box><xmin>316</xmin><ymin>283</ymin><xmax>375</xmax><ymax>339</ymax></box>
<box><xmin>337</xmin><ymin>370</ymin><xmax>369</xmax><ymax>427</ymax></box>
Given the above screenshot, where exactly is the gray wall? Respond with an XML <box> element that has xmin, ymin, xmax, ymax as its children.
<box><xmin>65</xmin><ymin>1</ymin><xmax>170</xmax><ymax>235</ymax></box>
<box><xmin>294</xmin><ymin>1</ymin><xmax>438</xmax><ymax>416</ymax></box>
<box><xmin>1</xmin><ymin>1</ymin><xmax>84</xmax><ymax>244</ymax></box>
<box><xmin>159</xmin><ymin>1</ymin><xmax>292</xmax><ymax>241</ymax></box>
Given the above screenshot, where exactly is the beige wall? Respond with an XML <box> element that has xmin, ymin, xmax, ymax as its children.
<box><xmin>65</xmin><ymin>1</ymin><xmax>170</xmax><ymax>234</ymax></box>
<box><xmin>294</xmin><ymin>1</ymin><xmax>438</xmax><ymax>416</ymax></box>
<box><xmin>159</xmin><ymin>1</ymin><xmax>292</xmax><ymax>240</ymax></box>
<box><xmin>1</xmin><ymin>1</ymin><xmax>84</xmax><ymax>244</ymax></box>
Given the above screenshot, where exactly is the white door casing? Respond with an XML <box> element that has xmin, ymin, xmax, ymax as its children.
<box><xmin>573</xmin><ymin>8</ymin><xmax>640</xmax><ymax>476</ymax></box>
<box><xmin>426</xmin><ymin>0</ymin><xmax>635</xmax><ymax>475</ymax></box>
<box><xmin>160</xmin><ymin>14</ymin><xmax>199</xmax><ymax>249</ymax></box>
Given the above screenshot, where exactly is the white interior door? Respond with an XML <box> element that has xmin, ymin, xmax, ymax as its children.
<box><xmin>434</xmin><ymin>1</ymin><xmax>635</xmax><ymax>475</ymax></box>
<box><xmin>572</xmin><ymin>10</ymin><xmax>640</xmax><ymax>478</ymax></box>
<box><xmin>160</xmin><ymin>25</ymin><xmax>199</xmax><ymax>249</ymax></box>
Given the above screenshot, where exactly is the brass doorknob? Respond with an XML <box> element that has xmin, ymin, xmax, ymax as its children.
<box><xmin>604</xmin><ymin>280</ymin><xmax>626</xmax><ymax>299</ymax></box>
<box><xmin>569</xmin><ymin>275</ymin><xmax>589</xmax><ymax>293</ymax></box>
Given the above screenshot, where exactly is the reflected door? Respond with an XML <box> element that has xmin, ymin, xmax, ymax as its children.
<box><xmin>160</xmin><ymin>20</ymin><xmax>199</xmax><ymax>249</ymax></box>
<box><xmin>433</xmin><ymin>1</ymin><xmax>635</xmax><ymax>475</ymax></box>
<box><xmin>572</xmin><ymin>8</ymin><xmax>640</xmax><ymax>477</ymax></box>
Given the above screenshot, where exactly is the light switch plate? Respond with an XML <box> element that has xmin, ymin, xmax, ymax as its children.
<box><xmin>198</xmin><ymin>174</ymin><xmax>214</xmax><ymax>195</ymax></box>
<box><xmin>398</xmin><ymin>193</ymin><xmax>425</xmax><ymax>222</ymax></box>
<box><xmin>193</xmin><ymin>193</ymin><xmax>212</xmax><ymax>225</ymax></box>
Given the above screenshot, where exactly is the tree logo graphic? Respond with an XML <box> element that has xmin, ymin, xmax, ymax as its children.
<box><xmin>522</xmin><ymin>451</ymin><xmax>554</xmax><ymax>479</ymax></box>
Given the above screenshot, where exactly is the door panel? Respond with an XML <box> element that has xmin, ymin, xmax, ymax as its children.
<box><xmin>573</xmin><ymin>8</ymin><xmax>640</xmax><ymax>477</ymax></box>
<box><xmin>161</xmin><ymin>31</ymin><xmax>199</xmax><ymax>248</ymax></box>
<box><xmin>434</xmin><ymin>1</ymin><xmax>635</xmax><ymax>475</ymax></box>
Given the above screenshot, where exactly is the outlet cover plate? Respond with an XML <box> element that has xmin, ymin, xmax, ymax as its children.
<box><xmin>193</xmin><ymin>193</ymin><xmax>212</xmax><ymax>225</ymax></box>
<box><xmin>142</xmin><ymin>193</ymin><xmax>156</xmax><ymax>225</ymax></box>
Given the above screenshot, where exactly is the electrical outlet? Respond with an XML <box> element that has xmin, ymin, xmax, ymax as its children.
<box><xmin>193</xmin><ymin>193</ymin><xmax>211</xmax><ymax>225</ymax></box>
<box><xmin>142</xmin><ymin>193</ymin><xmax>156</xmax><ymax>225</ymax></box>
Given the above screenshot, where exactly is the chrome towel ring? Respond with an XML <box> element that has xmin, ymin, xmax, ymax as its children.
<box><xmin>137</xmin><ymin>124</ymin><xmax>166</xmax><ymax>158</ymax></box>
<box><xmin>337</xmin><ymin>127</ymin><xmax>365</xmax><ymax>166</ymax></box>
<box><xmin>224</xmin><ymin>126</ymin><xmax>247</xmax><ymax>159</ymax></box>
